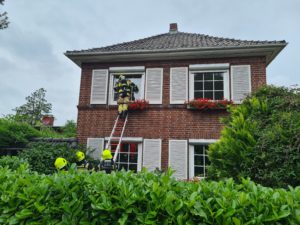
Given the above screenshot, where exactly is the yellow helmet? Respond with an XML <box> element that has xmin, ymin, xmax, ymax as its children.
<box><xmin>102</xmin><ymin>149</ymin><xmax>112</xmax><ymax>160</ymax></box>
<box><xmin>76</xmin><ymin>151</ymin><xmax>85</xmax><ymax>162</ymax></box>
<box><xmin>54</xmin><ymin>157</ymin><xmax>67</xmax><ymax>170</ymax></box>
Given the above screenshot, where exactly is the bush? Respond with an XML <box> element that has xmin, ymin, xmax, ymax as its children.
<box><xmin>0</xmin><ymin>118</ymin><xmax>40</xmax><ymax>148</ymax></box>
<box><xmin>208</xmin><ymin>85</ymin><xmax>300</xmax><ymax>188</ymax></box>
<box><xmin>61</xmin><ymin>120</ymin><xmax>77</xmax><ymax>137</ymax></box>
<box><xmin>0</xmin><ymin>167</ymin><xmax>299</xmax><ymax>224</ymax></box>
<box><xmin>18</xmin><ymin>142</ymin><xmax>79</xmax><ymax>174</ymax></box>
<box><xmin>0</xmin><ymin>156</ymin><xmax>29</xmax><ymax>170</ymax></box>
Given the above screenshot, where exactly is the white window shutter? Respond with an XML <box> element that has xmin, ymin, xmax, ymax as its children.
<box><xmin>145</xmin><ymin>68</ymin><xmax>163</xmax><ymax>104</ymax></box>
<box><xmin>90</xmin><ymin>69</ymin><xmax>109</xmax><ymax>104</ymax></box>
<box><xmin>143</xmin><ymin>139</ymin><xmax>161</xmax><ymax>171</ymax></box>
<box><xmin>231</xmin><ymin>65</ymin><xmax>251</xmax><ymax>103</ymax></box>
<box><xmin>170</xmin><ymin>67</ymin><xmax>188</xmax><ymax>104</ymax></box>
<box><xmin>169</xmin><ymin>140</ymin><xmax>187</xmax><ymax>179</ymax></box>
<box><xmin>86</xmin><ymin>138</ymin><xmax>104</xmax><ymax>160</ymax></box>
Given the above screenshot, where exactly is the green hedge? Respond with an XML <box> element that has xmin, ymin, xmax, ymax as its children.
<box><xmin>0</xmin><ymin>167</ymin><xmax>299</xmax><ymax>224</ymax></box>
<box><xmin>0</xmin><ymin>156</ymin><xmax>29</xmax><ymax>171</ymax></box>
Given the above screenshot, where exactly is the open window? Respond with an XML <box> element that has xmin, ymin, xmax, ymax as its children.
<box><xmin>109</xmin><ymin>72</ymin><xmax>145</xmax><ymax>105</ymax></box>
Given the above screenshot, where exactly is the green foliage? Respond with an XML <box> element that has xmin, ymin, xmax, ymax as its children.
<box><xmin>18</xmin><ymin>142</ymin><xmax>79</xmax><ymax>174</ymax></box>
<box><xmin>0</xmin><ymin>167</ymin><xmax>299</xmax><ymax>224</ymax></box>
<box><xmin>13</xmin><ymin>88</ymin><xmax>52</xmax><ymax>126</ymax></box>
<box><xmin>38</xmin><ymin>127</ymin><xmax>66</xmax><ymax>138</ymax></box>
<box><xmin>208</xmin><ymin>85</ymin><xmax>300</xmax><ymax>188</ymax></box>
<box><xmin>61</xmin><ymin>120</ymin><xmax>77</xmax><ymax>137</ymax></box>
<box><xmin>0</xmin><ymin>0</ymin><xmax>9</xmax><ymax>30</ymax></box>
<box><xmin>0</xmin><ymin>156</ymin><xmax>29</xmax><ymax>170</ymax></box>
<box><xmin>0</xmin><ymin>118</ymin><xmax>40</xmax><ymax>148</ymax></box>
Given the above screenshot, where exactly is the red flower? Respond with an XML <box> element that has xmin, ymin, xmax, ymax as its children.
<box><xmin>185</xmin><ymin>98</ymin><xmax>233</xmax><ymax>110</ymax></box>
<box><xmin>128</xmin><ymin>99</ymin><xmax>149</xmax><ymax>111</ymax></box>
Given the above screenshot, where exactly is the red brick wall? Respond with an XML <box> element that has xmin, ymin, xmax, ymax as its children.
<box><xmin>77</xmin><ymin>56</ymin><xmax>266</xmax><ymax>169</ymax></box>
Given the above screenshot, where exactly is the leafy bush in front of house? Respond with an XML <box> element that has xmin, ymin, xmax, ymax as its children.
<box><xmin>208</xmin><ymin>85</ymin><xmax>300</xmax><ymax>188</ymax></box>
<box><xmin>18</xmin><ymin>142</ymin><xmax>79</xmax><ymax>174</ymax></box>
<box><xmin>0</xmin><ymin>118</ymin><xmax>41</xmax><ymax>148</ymax></box>
<box><xmin>0</xmin><ymin>167</ymin><xmax>299</xmax><ymax>225</ymax></box>
<box><xmin>61</xmin><ymin>120</ymin><xmax>77</xmax><ymax>137</ymax></box>
<box><xmin>0</xmin><ymin>156</ymin><xmax>29</xmax><ymax>170</ymax></box>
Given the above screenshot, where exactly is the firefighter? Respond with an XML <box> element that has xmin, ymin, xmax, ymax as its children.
<box><xmin>114</xmin><ymin>75</ymin><xmax>138</xmax><ymax>118</ymax></box>
<box><xmin>54</xmin><ymin>157</ymin><xmax>68</xmax><ymax>171</ymax></box>
<box><xmin>75</xmin><ymin>151</ymin><xmax>94</xmax><ymax>171</ymax></box>
<box><xmin>100</xmin><ymin>149</ymin><xmax>116</xmax><ymax>174</ymax></box>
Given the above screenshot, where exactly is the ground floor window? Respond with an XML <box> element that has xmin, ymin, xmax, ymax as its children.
<box><xmin>110</xmin><ymin>142</ymin><xmax>139</xmax><ymax>172</ymax></box>
<box><xmin>189</xmin><ymin>144</ymin><xmax>210</xmax><ymax>178</ymax></box>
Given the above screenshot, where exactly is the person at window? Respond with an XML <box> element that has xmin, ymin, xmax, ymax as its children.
<box><xmin>114</xmin><ymin>75</ymin><xmax>138</xmax><ymax>118</ymax></box>
<box><xmin>126</xmin><ymin>79</ymin><xmax>139</xmax><ymax>101</ymax></box>
<box><xmin>100</xmin><ymin>149</ymin><xmax>116</xmax><ymax>174</ymax></box>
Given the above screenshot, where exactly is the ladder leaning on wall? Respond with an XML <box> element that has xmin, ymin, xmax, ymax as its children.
<box><xmin>105</xmin><ymin>114</ymin><xmax>128</xmax><ymax>162</ymax></box>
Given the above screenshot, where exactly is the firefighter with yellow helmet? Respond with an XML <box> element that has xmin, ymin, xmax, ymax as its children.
<box><xmin>75</xmin><ymin>151</ymin><xmax>94</xmax><ymax>171</ymax></box>
<box><xmin>54</xmin><ymin>157</ymin><xmax>68</xmax><ymax>170</ymax></box>
<box><xmin>100</xmin><ymin>149</ymin><xmax>116</xmax><ymax>173</ymax></box>
<box><xmin>114</xmin><ymin>75</ymin><xmax>138</xmax><ymax>118</ymax></box>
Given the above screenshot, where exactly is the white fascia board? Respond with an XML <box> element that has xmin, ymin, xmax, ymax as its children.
<box><xmin>189</xmin><ymin>139</ymin><xmax>218</xmax><ymax>144</ymax></box>
<box><xmin>104</xmin><ymin>137</ymin><xmax>143</xmax><ymax>142</ymax></box>
<box><xmin>189</xmin><ymin>63</ymin><xmax>229</xmax><ymax>71</ymax></box>
<box><xmin>109</xmin><ymin>66</ymin><xmax>145</xmax><ymax>72</ymax></box>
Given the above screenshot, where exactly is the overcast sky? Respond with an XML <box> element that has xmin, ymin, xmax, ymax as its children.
<box><xmin>0</xmin><ymin>0</ymin><xmax>299</xmax><ymax>125</ymax></box>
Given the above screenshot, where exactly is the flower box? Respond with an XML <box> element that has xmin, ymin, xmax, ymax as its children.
<box><xmin>185</xmin><ymin>98</ymin><xmax>233</xmax><ymax>111</ymax></box>
<box><xmin>128</xmin><ymin>99</ymin><xmax>149</xmax><ymax>111</ymax></box>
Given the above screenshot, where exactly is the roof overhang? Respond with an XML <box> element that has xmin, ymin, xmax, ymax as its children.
<box><xmin>65</xmin><ymin>43</ymin><xmax>287</xmax><ymax>68</ymax></box>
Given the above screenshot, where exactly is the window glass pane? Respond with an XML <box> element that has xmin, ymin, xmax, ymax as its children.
<box><xmin>119</xmin><ymin>163</ymin><xmax>128</xmax><ymax>170</ymax></box>
<box><xmin>195</xmin><ymin>155</ymin><xmax>204</xmax><ymax>166</ymax></box>
<box><xmin>204</xmin><ymin>73</ymin><xmax>213</xmax><ymax>81</ymax></box>
<box><xmin>194</xmin><ymin>166</ymin><xmax>204</xmax><ymax>177</ymax></box>
<box><xmin>214</xmin><ymin>73</ymin><xmax>224</xmax><ymax>80</ymax></box>
<box><xmin>204</xmin><ymin>91</ymin><xmax>213</xmax><ymax>99</ymax></box>
<box><xmin>214</xmin><ymin>91</ymin><xmax>224</xmax><ymax>100</ymax></box>
<box><xmin>130</xmin><ymin>153</ymin><xmax>138</xmax><ymax>163</ymax></box>
<box><xmin>129</xmin><ymin>164</ymin><xmax>138</xmax><ymax>172</ymax></box>
<box><xmin>194</xmin><ymin>82</ymin><xmax>203</xmax><ymax>91</ymax></box>
<box><xmin>119</xmin><ymin>153</ymin><xmax>128</xmax><ymax>163</ymax></box>
<box><xmin>204</xmin><ymin>81</ymin><xmax>213</xmax><ymax>90</ymax></box>
<box><xmin>194</xmin><ymin>92</ymin><xmax>203</xmax><ymax>99</ymax></box>
<box><xmin>194</xmin><ymin>73</ymin><xmax>203</xmax><ymax>81</ymax></box>
<box><xmin>214</xmin><ymin>81</ymin><xmax>223</xmax><ymax>90</ymax></box>
<box><xmin>194</xmin><ymin>145</ymin><xmax>204</xmax><ymax>154</ymax></box>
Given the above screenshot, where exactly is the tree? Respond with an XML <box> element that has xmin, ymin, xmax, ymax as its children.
<box><xmin>0</xmin><ymin>0</ymin><xmax>9</xmax><ymax>29</ymax></box>
<box><xmin>208</xmin><ymin>85</ymin><xmax>300</xmax><ymax>188</ymax></box>
<box><xmin>13</xmin><ymin>88</ymin><xmax>52</xmax><ymax>126</ymax></box>
<box><xmin>62</xmin><ymin>120</ymin><xmax>77</xmax><ymax>137</ymax></box>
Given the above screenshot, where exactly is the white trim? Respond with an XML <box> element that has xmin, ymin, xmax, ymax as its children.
<box><xmin>189</xmin><ymin>69</ymin><xmax>229</xmax><ymax>100</ymax></box>
<box><xmin>137</xmin><ymin>143</ymin><xmax>143</xmax><ymax>172</ymax></box>
<box><xmin>189</xmin><ymin>145</ymin><xmax>194</xmax><ymax>179</ymax></box>
<box><xmin>109</xmin><ymin>72</ymin><xmax>145</xmax><ymax>105</ymax></box>
<box><xmin>189</xmin><ymin>139</ymin><xmax>218</xmax><ymax>144</ymax></box>
<box><xmin>104</xmin><ymin>137</ymin><xmax>143</xmax><ymax>142</ymax></box>
<box><xmin>189</xmin><ymin>63</ymin><xmax>229</xmax><ymax>70</ymax></box>
<box><xmin>109</xmin><ymin>66</ymin><xmax>145</xmax><ymax>72</ymax></box>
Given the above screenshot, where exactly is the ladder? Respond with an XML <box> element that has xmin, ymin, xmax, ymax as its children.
<box><xmin>105</xmin><ymin>114</ymin><xmax>128</xmax><ymax>162</ymax></box>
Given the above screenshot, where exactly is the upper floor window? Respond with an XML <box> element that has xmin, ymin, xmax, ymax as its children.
<box><xmin>189</xmin><ymin>64</ymin><xmax>230</xmax><ymax>101</ymax></box>
<box><xmin>109</xmin><ymin>72</ymin><xmax>145</xmax><ymax>105</ymax></box>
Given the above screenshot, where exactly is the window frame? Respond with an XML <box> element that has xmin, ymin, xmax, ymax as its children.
<box><xmin>189</xmin><ymin>69</ymin><xmax>230</xmax><ymax>101</ymax></box>
<box><xmin>188</xmin><ymin>139</ymin><xmax>217</xmax><ymax>179</ymax></box>
<box><xmin>108</xmin><ymin>72</ymin><xmax>145</xmax><ymax>105</ymax></box>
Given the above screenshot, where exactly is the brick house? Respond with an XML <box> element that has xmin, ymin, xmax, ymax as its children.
<box><xmin>65</xmin><ymin>23</ymin><xmax>286</xmax><ymax>179</ymax></box>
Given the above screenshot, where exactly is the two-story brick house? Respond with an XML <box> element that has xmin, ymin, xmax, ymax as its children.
<box><xmin>65</xmin><ymin>23</ymin><xmax>286</xmax><ymax>179</ymax></box>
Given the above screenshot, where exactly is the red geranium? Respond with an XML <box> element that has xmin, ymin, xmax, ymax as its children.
<box><xmin>185</xmin><ymin>98</ymin><xmax>233</xmax><ymax>110</ymax></box>
<box><xmin>128</xmin><ymin>99</ymin><xmax>149</xmax><ymax>111</ymax></box>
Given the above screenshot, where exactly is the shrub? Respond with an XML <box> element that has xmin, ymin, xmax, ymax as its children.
<box><xmin>18</xmin><ymin>142</ymin><xmax>79</xmax><ymax>174</ymax></box>
<box><xmin>61</xmin><ymin>120</ymin><xmax>77</xmax><ymax>137</ymax></box>
<box><xmin>0</xmin><ymin>156</ymin><xmax>29</xmax><ymax>170</ymax></box>
<box><xmin>208</xmin><ymin>85</ymin><xmax>300</xmax><ymax>188</ymax></box>
<box><xmin>0</xmin><ymin>118</ymin><xmax>40</xmax><ymax>148</ymax></box>
<box><xmin>0</xmin><ymin>167</ymin><xmax>299</xmax><ymax>224</ymax></box>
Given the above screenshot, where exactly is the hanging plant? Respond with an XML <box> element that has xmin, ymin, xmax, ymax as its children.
<box><xmin>128</xmin><ymin>99</ymin><xmax>149</xmax><ymax>111</ymax></box>
<box><xmin>185</xmin><ymin>98</ymin><xmax>233</xmax><ymax>110</ymax></box>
